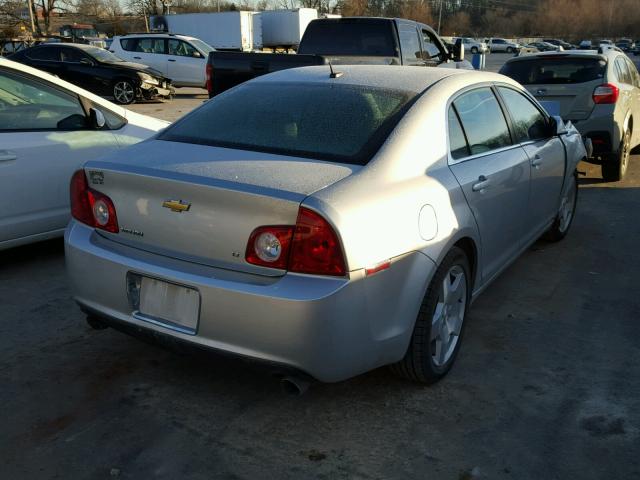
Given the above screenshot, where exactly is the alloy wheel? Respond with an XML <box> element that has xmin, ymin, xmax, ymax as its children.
<box><xmin>113</xmin><ymin>81</ymin><xmax>135</xmax><ymax>104</ymax></box>
<box><xmin>431</xmin><ymin>265</ymin><xmax>467</xmax><ymax>367</ymax></box>
<box><xmin>558</xmin><ymin>175</ymin><xmax>577</xmax><ymax>233</ymax></box>
<box><xmin>620</xmin><ymin>130</ymin><xmax>631</xmax><ymax>177</ymax></box>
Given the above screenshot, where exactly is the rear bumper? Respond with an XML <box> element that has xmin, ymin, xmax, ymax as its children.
<box><xmin>65</xmin><ymin>221</ymin><xmax>434</xmax><ymax>382</ymax></box>
<box><xmin>570</xmin><ymin>110</ymin><xmax>619</xmax><ymax>157</ymax></box>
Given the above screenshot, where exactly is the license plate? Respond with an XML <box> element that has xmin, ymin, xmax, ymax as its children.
<box><xmin>538</xmin><ymin>100</ymin><xmax>560</xmax><ymax>116</ymax></box>
<box><xmin>138</xmin><ymin>277</ymin><xmax>200</xmax><ymax>332</ymax></box>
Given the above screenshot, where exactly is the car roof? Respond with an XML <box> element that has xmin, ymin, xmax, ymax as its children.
<box><xmin>505</xmin><ymin>50</ymin><xmax>616</xmax><ymax>63</ymax></box>
<box><xmin>115</xmin><ymin>33</ymin><xmax>198</xmax><ymax>41</ymax></box>
<box><xmin>251</xmin><ymin>64</ymin><xmax>515</xmax><ymax>93</ymax></box>
<box><xmin>30</xmin><ymin>42</ymin><xmax>98</xmax><ymax>50</ymax></box>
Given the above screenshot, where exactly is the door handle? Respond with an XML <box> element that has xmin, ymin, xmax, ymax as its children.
<box><xmin>0</xmin><ymin>151</ymin><xmax>17</xmax><ymax>162</ymax></box>
<box><xmin>472</xmin><ymin>175</ymin><xmax>491</xmax><ymax>192</ymax></box>
<box><xmin>532</xmin><ymin>155</ymin><xmax>543</xmax><ymax>168</ymax></box>
<box><xmin>168</xmin><ymin>59</ymin><xmax>176</xmax><ymax>62</ymax></box>
<box><xmin>133</xmin><ymin>56</ymin><xmax>141</xmax><ymax>59</ymax></box>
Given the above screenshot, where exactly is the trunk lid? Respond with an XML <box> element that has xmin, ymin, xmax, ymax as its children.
<box><xmin>84</xmin><ymin>140</ymin><xmax>356</xmax><ymax>275</ymax></box>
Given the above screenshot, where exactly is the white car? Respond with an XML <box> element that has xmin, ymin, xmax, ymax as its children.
<box><xmin>0</xmin><ymin>57</ymin><xmax>168</xmax><ymax>250</ymax></box>
<box><xmin>454</xmin><ymin>37</ymin><xmax>488</xmax><ymax>54</ymax></box>
<box><xmin>487</xmin><ymin>38</ymin><xmax>521</xmax><ymax>53</ymax></box>
<box><xmin>110</xmin><ymin>34</ymin><xmax>215</xmax><ymax>88</ymax></box>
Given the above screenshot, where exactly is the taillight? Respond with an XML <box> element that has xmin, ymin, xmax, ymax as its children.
<box><xmin>245</xmin><ymin>207</ymin><xmax>346</xmax><ymax>276</ymax></box>
<box><xmin>245</xmin><ymin>226</ymin><xmax>294</xmax><ymax>270</ymax></box>
<box><xmin>289</xmin><ymin>208</ymin><xmax>346</xmax><ymax>276</ymax></box>
<box><xmin>593</xmin><ymin>83</ymin><xmax>619</xmax><ymax>104</ymax></box>
<box><xmin>70</xmin><ymin>170</ymin><xmax>119</xmax><ymax>233</ymax></box>
<box><xmin>205</xmin><ymin>63</ymin><xmax>213</xmax><ymax>93</ymax></box>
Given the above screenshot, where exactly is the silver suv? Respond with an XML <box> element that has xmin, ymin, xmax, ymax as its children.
<box><xmin>500</xmin><ymin>50</ymin><xmax>640</xmax><ymax>181</ymax></box>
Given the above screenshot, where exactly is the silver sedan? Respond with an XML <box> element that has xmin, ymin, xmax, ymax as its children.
<box><xmin>65</xmin><ymin>65</ymin><xmax>587</xmax><ymax>384</ymax></box>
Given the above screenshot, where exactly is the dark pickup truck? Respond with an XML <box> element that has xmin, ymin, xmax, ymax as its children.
<box><xmin>206</xmin><ymin>17</ymin><xmax>469</xmax><ymax>97</ymax></box>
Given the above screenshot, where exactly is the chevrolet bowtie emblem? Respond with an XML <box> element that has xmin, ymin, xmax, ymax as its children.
<box><xmin>162</xmin><ymin>199</ymin><xmax>191</xmax><ymax>213</ymax></box>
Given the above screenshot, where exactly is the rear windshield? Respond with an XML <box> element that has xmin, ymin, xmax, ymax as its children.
<box><xmin>159</xmin><ymin>82</ymin><xmax>414</xmax><ymax>165</ymax></box>
<box><xmin>500</xmin><ymin>57</ymin><xmax>606</xmax><ymax>84</ymax></box>
<box><xmin>298</xmin><ymin>21</ymin><xmax>397</xmax><ymax>57</ymax></box>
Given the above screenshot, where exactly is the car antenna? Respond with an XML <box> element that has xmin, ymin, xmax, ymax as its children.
<box><xmin>328</xmin><ymin>62</ymin><xmax>342</xmax><ymax>79</ymax></box>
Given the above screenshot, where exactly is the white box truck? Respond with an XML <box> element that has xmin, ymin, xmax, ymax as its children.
<box><xmin>260</xmin><ymin>8</ymin><xmax>318</xmax><ymax>49</ymax></box>
<box><xmin>150</xmin><ymin>12</ymin><xmax>262</xmax><ymax>51</ymax></box>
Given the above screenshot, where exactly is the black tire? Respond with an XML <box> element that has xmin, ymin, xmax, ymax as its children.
<box><xmin>602</xmin><ymin>129</ymin><xmax>631</xmax><ymax>182</ymax></box>
<box><xmin>506</xmin><ymin>46</ymin><xmax>514</xmax><ymax>53</ymax></box>
<box><xmin>112</xmin><ymin>79</ymin><xmax>136</xmax><ymax>105</ymax></box>
<box><xmin>471</xmin><ymin>46</ymin><xmax>478</xmax><ymax>54</ymax></box>
<box><xmin>390</xmin><ymin>247</ymin><xmax>471</xmax><ymax>384</ymax></box>
<box><xmin>544</xmin><ymin>171</ymin><xmax>578</xmax><ymax>242</ymax></box>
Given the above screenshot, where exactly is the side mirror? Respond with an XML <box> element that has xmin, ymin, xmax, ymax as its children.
<box><xmin>450</xmin><ymin>38</ymin><xmax>464</xmax><ymax>62</ymax></box>
<box><xmin>89</xmin><ymin>108</ymin><xmax>106</xmax><ymax>129</ymax></box>
<box><xmin>192</xmin><ymin>51</ymin><xmax>202</xmax><ymax>58</ymax></box>
<box><xmin>80</xmin><ymin>57</ymin><xmax>94</xmax><ymax>66</ymax></box>
<box><xmin>549</xmin><ymin>115</ymin><xmax>567</xmax><ymax>136</ymax></box>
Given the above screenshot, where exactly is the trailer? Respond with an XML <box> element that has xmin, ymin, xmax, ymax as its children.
<box><xmin>260</xmin><ymin>8</ymin><xmax>317</xmax><ymax>49</ymax></box>
<box><xmin>150</xmin><ymin>12</ymin><xmax>262</xmax><ymax>51</ymax></box>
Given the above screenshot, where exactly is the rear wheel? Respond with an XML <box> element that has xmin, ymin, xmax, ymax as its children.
<box><xmin>602</xmin><ymin>129</ymin><xmax>631</xmax><ymax>182</ymax></box>
<box><xmin>391</xmin><ymin>247</ymin><xmax>470</xmax><ymax>383</ymax></box>
<box><xmin>506</xmin><ymin>46</ymin><xmax>514</xmax><ymax>53</ymax></box>
<box><xmin>544</xmin><ymin>171</ymin><xmax>578</xmax><ymax>241</ymax></box>
<box><xmin>113</xmin><ymin>80</ymin><xmax>136</xmax><ymax>105</ymax></box>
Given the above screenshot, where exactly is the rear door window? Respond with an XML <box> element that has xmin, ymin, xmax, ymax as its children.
<box><xmin>448</xmin><ymin>106</ymin><xmax>470</xmax><ymax>160</ymax></box>
<box><xmin>27</xmin><ymin>47</ymin><xmax>60</xmax><ymax>61</ymax></box>
<box><xmin>134</xmin><ymin>38</ymin><xmax>166</xmax><ymax>55</ymax></box>
<box><xmin>453</xmin><ymin>88</ymin><xmax>512</xmax><ymax>155</ymax></box>
<box><xmin>500</xmin><ymin>57</ymin><xmax>606</xmax><ymax>85</ymax></box>
<box><xmin>498</xmin><ymin>87</ymin><xmax>549</xmax><ymax>143</ymax></box>
<box><xmin>398</xmin><ymin>25</ymin><xmax>423</xmax><ymax>66</ymax></box>
<box><xmin>614</xmin><ymin>57</ymin><xmax>631</xmax><ymax>84</ymax></box>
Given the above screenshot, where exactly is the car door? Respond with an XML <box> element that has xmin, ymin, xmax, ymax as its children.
<box><xmin>614</xmin><ymin>57</ymin><xmax>635</xmax><ymax>126</ymax></box>
<box><xmin>447</xmin><ymin>87</ymin><xmax>531</xmax><ymax>282</ymax></box>
<box><xmin>167</xmin><ymin>39</ymin><xmax>206</xmax><ymax>86</ymax></box>
<box><xmin>24</xmin><ymin>46</ymin><xmax>64</xmax><ymax>77</ymax></box>
<box><xmin>497</xmin><ymin>86</ymin><xmax>566</xmax><ymax>240</ymax></box>
<box><xmin>59</xmin><ymin>46</ymin><xmax>102</xmax><ymax>93</ymax></box>
<box><xmin>0</xmin><ymin>67</ymin><xmax>119</xmax><ymax>244</ymax></box>
<box><xmin>130</xmin><ymin>37</ymin><xmax>168</xmax><ymax>76</ymax></box>
<box><xmin>623</xmin><ymin>57</ymin><xmax>640</xmax><ymax>146</ymax></box>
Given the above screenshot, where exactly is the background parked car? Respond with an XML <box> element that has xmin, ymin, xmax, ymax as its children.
<box><xmin>615</xmin><ymin>39</ymin><xmax>634</xmax><ymax>52</ymax></box>
<box><xmin>543</xmin><ymin>38</ymin><xmax>575</xmax><ymax>50</ymax></box>
<box><xmin>110</xmin><ymin>33</ymin><xmax>215</xmax><ymax>88</ymax></box>
<box><xmin>9</xmin><ymin>43</ymin><xmax>173</xmax><ymax>104</ymax></box>
<box><xmin>0</xmin><ymin>57</ymin><xmax>168</xmax><ymax>250</ymax></box>
<box><xmin>525</xmin><ymin>42</ymin><xmax>563</xmax><ymax>52</ymax></box>
<box><xmin>65</xmin><ymin>65</ymin><xmax>586</xmax><ymax>386</ymax></box>
<box><xmin>500</xmin><ymin>50</ymin><xmax>640</xmax><ymax>181</ymax></box>
<box><xmin>486</xmin><ymin>38</ymin><xmax>520</xmax><ymax>53</ymax></box>
<box><xmin>578</xmin><ymin>40</ymin><xmax>593</xmax><ymax>49</ymax></box>
<box><xmin>453</xmin><ymin>37</ymin><xmax>488</xmax><ymax>54</ymax></box>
